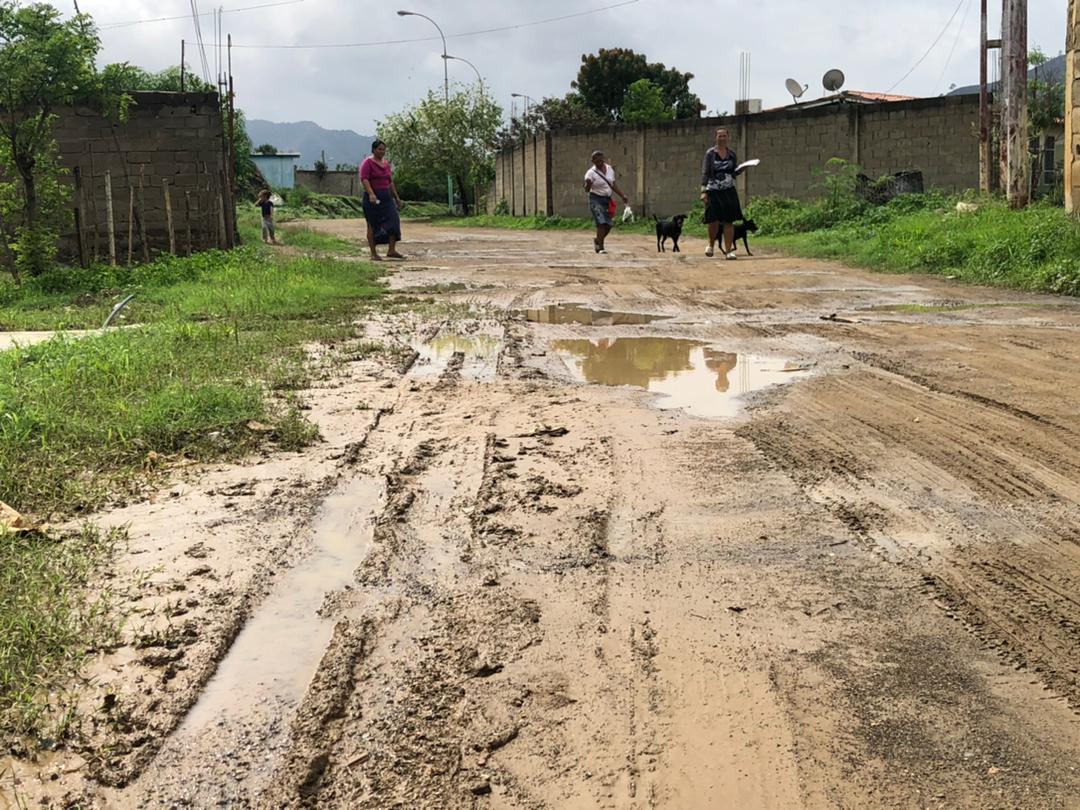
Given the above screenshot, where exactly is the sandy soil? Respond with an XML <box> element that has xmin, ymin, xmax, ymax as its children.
<box><xmin>4</xmin><ymin>221</ymin><xmax>1080</xmax><ymax>809</ymax></box>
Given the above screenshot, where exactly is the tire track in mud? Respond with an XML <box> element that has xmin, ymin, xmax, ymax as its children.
<box><xmin>740</xmin><ymin>361</ymin><xmax>1080</xmax><ymax>710</ymax></box>
<box><xmin>258</xmin><ymin>333</ymin><xmax>557</xmax><ymax>807</ymax></box>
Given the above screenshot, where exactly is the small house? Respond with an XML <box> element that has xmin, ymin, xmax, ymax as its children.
<box><xmin>250</xmin><ymin>152</ymin><xmax>301</xmax><ymax>189</ymax></box>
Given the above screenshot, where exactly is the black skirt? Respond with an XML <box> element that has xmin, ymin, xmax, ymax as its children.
<box><xmin>704</xmin><ymin>187</ymin><xmax>743</xmax><ymax>224</ymax></box>
<box><xmin>361</xmin><ymin>188</ymin><xmax>401</xmax><ymax>244</ymax></box>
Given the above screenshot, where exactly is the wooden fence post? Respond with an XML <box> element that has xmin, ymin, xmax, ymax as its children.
<box><xmin>162</xmin><ymin>178</ymin><xmax>176</xmax><ymax>253</ymax></box>
<box><xmin>104</xmin><ymin>171</ymin><xmax>117</xmax><ymax>266</ymax></box>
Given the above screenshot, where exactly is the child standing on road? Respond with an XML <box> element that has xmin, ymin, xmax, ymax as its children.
<box><xmin>256</xmin><ymin>189</ymin><xmax>279</xmax><ymax>245</ymax></box>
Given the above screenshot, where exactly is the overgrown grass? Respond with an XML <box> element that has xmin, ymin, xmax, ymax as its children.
<box><xmin>0</xmin><ymin>524</ymin><xmax>124</xmax><ymax>741</ymax></box>
<box><xmin>755</xmin><ymin>197</ymin><xmax>1080</xmax><ymax>296</ymax></box>
<box><xmin>0</xmin><ymin>247</ymin><xmax>384</xmax><ymax>516</ymax></box>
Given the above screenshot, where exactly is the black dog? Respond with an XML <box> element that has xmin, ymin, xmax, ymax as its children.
<box><xmin>654</xmin><ymin>214</ymin><xmax>687</xmax><ymax>253</ymax></box>
<box><xmin>732</xmin><ymin>218</ymin><xmax>759</xmax><ymax>256</ymax></box>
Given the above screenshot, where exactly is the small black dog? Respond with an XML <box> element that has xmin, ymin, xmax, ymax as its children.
<box><xmin>654</xmin><ymin>214</ymin><xmax>687</xmax><ymax>253</ymax></box>
<box><xmin>732</xmin><ymin>218</ymin><xmax>759</xmax><ymax>256</ymax></box>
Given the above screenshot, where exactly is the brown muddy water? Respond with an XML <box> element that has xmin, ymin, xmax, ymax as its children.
<box><xmin>180</xmin><ymin>475</ymin><xmax>384</xmax><ymax>733</ymax></box>
<box><xmin>410</xmin><ymin>334</ymin><xmax>504</xmax><ymax>380</ymax></box>
<box><xmin>552</xmin><ymin>337</ymin><xmax>812</xmax><ymax>418</ymax></box>
<box><xmin>519</xmin><ymin>303</ymin><xmax>669</xmax><ymax>326</ymax></box>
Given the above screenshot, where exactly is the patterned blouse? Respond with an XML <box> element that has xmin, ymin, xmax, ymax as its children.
<box><xmin>701</xmin><ymin>147</ymin><xmax>739</xmax><ymax>191</ymax></box>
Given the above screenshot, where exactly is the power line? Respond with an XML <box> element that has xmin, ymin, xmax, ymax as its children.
<box><xmin>886</xmin><ymin>0</ymin><xmax>967</xmax><ymax>93</ymax></box>
<box><xmin>100</xmin><ymin>0</ymin><xmax>305</xmax><ymax>31</ymax></box>
<box><xmin>190</xmin><ymin>0</ymin><xmax>212</xmax><ymax>84</ymax></box>
<box><xmin>936</xmin><ymin>0</ymin><xmax>973</xmax><ymax>94</ymax></box>
<box><xmin>209</xmin><ymin>0</ymin><xmax>639</xmax><ymax>50</ymax></box>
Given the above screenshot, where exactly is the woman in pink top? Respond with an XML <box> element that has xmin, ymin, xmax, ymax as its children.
<box><xmin>359</xmin><ymin>140</ymin><xmax>405</xmax><ymax>260</ymax></box>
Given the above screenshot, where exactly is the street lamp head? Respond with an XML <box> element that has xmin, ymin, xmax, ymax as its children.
<box><xmin>396</xmin><ymin>10</ymin><xmax>412</xmax><ymax>16</ymax></box>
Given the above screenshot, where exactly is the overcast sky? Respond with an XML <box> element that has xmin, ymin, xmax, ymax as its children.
<box><xmin>63</xmin><ymin>0</ymin><xmax>1069</xmax><ymax>135</ymax></box>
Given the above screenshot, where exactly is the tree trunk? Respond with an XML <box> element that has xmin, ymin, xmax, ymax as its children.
<box><xmin>18</xmin><ymin>162</ymin><xmax>44</xmax><ymax>276</ymax></box>
<box><xmin>455</xmin><ymin>174</ymin><xmax>471</xmax><ymax>215</ymax></box>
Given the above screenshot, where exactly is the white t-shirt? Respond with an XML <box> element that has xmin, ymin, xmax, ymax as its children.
<box><xmin>585</xmin><ymin>164</ymin><xmax>615</xmax><ymax>197</ymax></box>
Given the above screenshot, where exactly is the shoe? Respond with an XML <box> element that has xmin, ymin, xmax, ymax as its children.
<box><xmin>705</xmin><ymin>245</ymin><xmax>714</xmax><ymax>257</ymax></box>
<box><xmin>594</xmin><ymin>240</ymin><xmax>601</xmax><ymax>254</ymax></box>
<box><xmin>597</xmin><ymin>248</ymin><xmax>607</xmax><ymax>254</ymax></box>
<box><xmin>725</xmin><ymin>251</ymin><xmax>737</xmax><ymax>260</ymax></box>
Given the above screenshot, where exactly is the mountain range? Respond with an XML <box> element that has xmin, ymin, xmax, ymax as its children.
<box><xmin>245</xmin><ymin>119</ymin><xmax>374</xmax><ymax>169</ymax></box>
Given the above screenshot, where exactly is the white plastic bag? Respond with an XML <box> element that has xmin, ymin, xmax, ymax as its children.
<box><xmin>621</xmin><ymin>204</ymin><xmax>635</xmax><ymax>224</ymax></box>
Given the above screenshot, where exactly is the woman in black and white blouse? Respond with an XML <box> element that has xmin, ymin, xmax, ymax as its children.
<box><xmin>700</xmin><ymin>128</ymin><xmax>744</xmax><ymax>260</ymax></box>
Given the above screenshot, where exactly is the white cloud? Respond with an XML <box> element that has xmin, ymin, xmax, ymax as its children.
<box><xmin>63</xmin><ymin>0</ymin><xmax>1068</xmax><ymax>135</ymax></box>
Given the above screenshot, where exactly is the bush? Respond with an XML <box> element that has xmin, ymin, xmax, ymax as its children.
<box><xmin>286</xmin><ymin>185</ymin><xmax>312</xmax><ymax>207</ymax></box>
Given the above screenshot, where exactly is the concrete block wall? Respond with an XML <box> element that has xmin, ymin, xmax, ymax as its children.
<box><xmin>294</xmin><ymin>170</ymin><xmax>361</xmax><ymax>196</ymax></box>
<box><xmin>48</xmin><ymin>91</ymin><xmax>231</xmax><ymax>262</ymax></box>
<box><xmin>492</xmin><ymin>94</ymin><xmax>982</xmax><ymax>219</ymax></box>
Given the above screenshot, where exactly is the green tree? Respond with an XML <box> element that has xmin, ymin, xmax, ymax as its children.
<box><xmin>377</xmin><ymin>86</ymin><xmax>502</xmax><ymax>214</ymax></box>
<box><xmin>572</xmin><ymin>48</ymin><xmax>703</xmax><ymax>121</ymax></box>
<box><xmin>255</xmin><ymin>143</ymin><xmax>279</xmax><ymax>155</ymax></box>
<box><xmin>0</xmin><ymin>2</ymin><xmax>105</xmax><ymax>280</ymax></box>
<box><xmin>1027</xmin><ymin>47</ymin><xmax>1065</xmax><ymax>135</ymax></box>
<box><xmin>621</xmin><ymin>79</ymin><xmax>675</xmax><ymax>124</ymax></box>
<box><xmin>100</xmin><ymin>62</ymin><xmax>215</xmax><ymax>93</ymax></box>
<box><xmin>494</xmin><ymin>92</ymin><xmax>607</xmax><ymax>146</ymax></box>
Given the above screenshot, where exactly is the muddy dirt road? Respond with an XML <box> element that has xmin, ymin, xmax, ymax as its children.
<box><xmin>6</xmin><ymin>222</ymin><xmax>1080</xmax><ymax>809</ymax></box>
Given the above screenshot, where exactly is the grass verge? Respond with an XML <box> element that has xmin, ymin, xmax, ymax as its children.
<box><xmin>1</xmin><ymin>524</ymin><xmax>124</xmax><ymax>744</ymax></box>
<box><xmin>1</xmin><ymin>244</ymin><xmax>384</xmax><ymax>516</ymax></box>
<box><xmin>753</xmin><ymin>197</ymin><xmax>1080</xmax><ymax>296</ymax></box>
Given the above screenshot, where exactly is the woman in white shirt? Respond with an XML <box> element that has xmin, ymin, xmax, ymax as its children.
<box><xmin>584</xmin><ymin>150</ymin><xmax>630</xmax><ymax>254</ymax></box>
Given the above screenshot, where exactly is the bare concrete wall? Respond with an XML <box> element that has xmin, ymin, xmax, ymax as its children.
<box><xmin>51</xmin><ymin>91</ymin><xmax>232</xmax><ymax>263</ymax></box>
<box><xmin>491</xmin><ymin>95</ymin><xmax>981</xmax><ymax>218</ymax></box>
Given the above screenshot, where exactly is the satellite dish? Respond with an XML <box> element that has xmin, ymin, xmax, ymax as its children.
<box><xmin>785</xmin><ymin>78</ymin><xmax>807</xmax><ymax>104</ymax></box>
<box><xmin>823</xmin><ymin>69</ymin><xmax>846</xmax><ymax>93</ymax></box>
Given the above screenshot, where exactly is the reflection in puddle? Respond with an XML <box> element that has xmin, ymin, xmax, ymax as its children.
<box><xmin>553</xmin><ymin>337</ymin><xmax>811</xmax><ymax>418</ymax></box>
<box><xmin>521</xmin><ymin>303</ymin><xmax>668</xmax><ymax>326</ymax></box>
<box><xmin>411</xmin><ymin>334</ymin><xmax>503</xmax><ymax>379</ymax></box>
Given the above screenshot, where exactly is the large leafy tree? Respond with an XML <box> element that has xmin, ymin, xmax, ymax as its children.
<box><xmin>572</xmin><ymin>48</ymin><xmax>703</xmax><ymax>121</ymax></box>
<box><xmin>377</xmin><ymin>86</ymin><xmax>502</xmax><ymax>213</ymax></box>
<box><xmin>0</xmin><ymin>2</ymin><xmax>107</xmax><ymax>280</ymax></box>
<box><xmin>621</xmin><ymin>79</ymin><xmax>675</xmax><ymax>124</ymax></box>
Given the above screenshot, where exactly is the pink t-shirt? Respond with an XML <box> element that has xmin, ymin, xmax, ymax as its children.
<box><xmin>360</xmin><ymin>157</ymin><xmax>393</xmax><ymax>191</ymax></box>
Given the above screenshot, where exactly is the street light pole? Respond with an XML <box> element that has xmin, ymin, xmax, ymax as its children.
<box><xmin>511</xmin><ymin>92</ymin><xmax>532</xmax><ymax>122</ymax></box>
<box><xmin>398</xmin><ymin>9</ymin><xmax>453</xmax><ymax>210</ymax></box>
<box><xmin>443</xmin><ymin>54</ymin><xmax>483</xmax><ymax>93</ymax></box>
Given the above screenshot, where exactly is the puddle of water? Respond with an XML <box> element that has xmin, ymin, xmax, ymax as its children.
<box><xmin>410</xmin><ymin>334</ymin><xmax>503</xmax><ymax>379</ymax></box>
<box><xmin>181</xmin><ymin>475</ymin><xmax>384</xmax><ymax>732</ymax></box>
<box><xmin>552</xmin><ymin>337</ymin><xmax>811</xmax><ymax>418</ymax></box>
<box><xmin>520</xmin><ymin>303</ymin><xmax>668</xmax><ymax>326</ymax></box>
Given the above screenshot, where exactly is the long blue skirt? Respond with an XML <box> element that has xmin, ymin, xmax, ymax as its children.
<box><xmin>361</xmin><ymin>188</ymin><xmax>401</xmax><ymax>244</ymax></box>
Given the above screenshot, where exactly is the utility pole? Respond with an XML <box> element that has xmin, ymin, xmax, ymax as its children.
<box><xmin>1001</xmin><ymin>0</ymin><xmax>1029</xmax><ymax>208</ymax></box>
<box><xmin>979</xmin><ymin>0</ymin><xmax>990</xmax><ymax>192</ymax></box>
<box><xmin>1066</xmin><ymin>0</ymin><xmax>1080</xmax><ymax>213</ymax></box>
